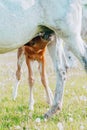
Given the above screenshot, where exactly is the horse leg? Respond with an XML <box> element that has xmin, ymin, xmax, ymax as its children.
<box><xmin>12</xmin><ymin>48</ymin><xmax>24</xmax><ymax>100</ymax></box>
<box><xmin>38</xmin><ymin>58</ymin><xmax>53</xmax><ymax>106</ymax></box>
<box><xmin>26</xmin><ymin>57</ymin><xmax>34</xmax><ymax>110</ymax></box>
<box><xmin>57</xmin><ymin>39</ymin><xmax>69</xmax><ymax>71</ymax></box>
<box><xmin>62</xmin><ymin>0</ymin><xmax>87</xmax><ymax>72</ymax></box>
<box><xmin>44</xmin><ymin>36</ymin><xmax>87</xmax><ymax>119</ymax></box>
<box><xmin>44</xmin><ymin>1</ymin><xmax>87</xmax><ymax>118</ymax></box>
<box><xmin>64</xmin><ymin>35</ymin><xmax>87</xmax><ymax>72</ymax></box>
<box><xmin>44</xmin><ymin>38</ymin><xmax>67</xmax><ymax>118</ymax></box>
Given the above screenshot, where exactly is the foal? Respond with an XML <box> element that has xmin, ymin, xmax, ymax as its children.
<box><xmin>12</xmin><ymin>33</ymin><xmax>54</xmax><ymax>110</ymax></box>
<box><xmin>12</xmin><ymin>32</ymin><xmax>68</xmax><ymax>111</ymax></box>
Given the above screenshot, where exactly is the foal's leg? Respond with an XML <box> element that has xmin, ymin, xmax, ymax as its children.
<box><xmin>44</xmin><ymin>38</ymin><xmax>67</xmax><ymax>118</ymax></box>
<box><xmin>38</xmin><ymin>58</ymin><xmax>53</xmax><ymax>106</ymax></box>
<box><xmin>12</xmin><ymin>48</ymin><xmax>24</xmax><ymax>100</ymax></box>
<box><xmin>25</xmin><ymin>57</ymin><xmax>34</xmax><ymax>110</ymax></box>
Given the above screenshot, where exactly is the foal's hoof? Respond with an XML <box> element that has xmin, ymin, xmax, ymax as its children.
<box><xmin>12</xmin><ymin>95</ymin><xmax>17</xmax><ymax>101</ymax></box>
<box><xmin>46</xmin><ymin>91</ymin><xmax>53</xmax><ymax>106</ymax></box>
<box><xmin>29</xmin><ymin>103</ymin><xmax>34</xmax><ymax>111</ymax></box>
<box><xmin>29</xmin><ymin>106</ymin><xmax>34</xmax><ymax>111</ymax></box>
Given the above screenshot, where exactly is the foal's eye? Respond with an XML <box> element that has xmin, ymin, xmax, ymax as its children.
<box><xmin>32</xmin><ymin>42</ymin><xmax>35</xmax><ymax>45</ymax></box>
<box><xmin>30</xmin><ymin>42</ymin><xmax>35</xmax><ymax>46</ymax></box>
<box><xmin>31</xmin><ymin>42</ymin><xmax>35</xmax><ymax>46</ymax></box>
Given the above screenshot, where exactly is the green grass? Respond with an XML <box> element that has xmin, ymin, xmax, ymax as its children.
<box><xmin>0</xmin><ymin>52</ymin><xmax>87</xmax><ymax>130</ymax></box>
<box><xmin>0</xmin><ymin>72</ymin><xmax>87</xmax><ymax>130</ymax></box>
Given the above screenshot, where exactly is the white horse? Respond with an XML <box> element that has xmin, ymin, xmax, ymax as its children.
<box><xmin>0</xmin><ymin>0</ymin><xmax>87</xmax><ymax>119</ymax></box>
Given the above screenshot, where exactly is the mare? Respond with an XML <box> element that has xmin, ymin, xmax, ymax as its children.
<box><xmin>0</xmin><ymin>0</ymin><xmax>87</xmax><ymax>118</ymax></box>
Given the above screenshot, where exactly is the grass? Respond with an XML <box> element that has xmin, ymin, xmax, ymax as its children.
<box><xmin>0</xmin><ymin>51</ymin><xmax>87</xmax><ymax>130</ymax></box>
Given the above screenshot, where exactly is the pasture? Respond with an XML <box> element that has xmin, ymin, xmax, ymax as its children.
<box><xmin>0</xmin><ymin>50</ymin><xmax>87</xmax><ymax>130</ymax></box>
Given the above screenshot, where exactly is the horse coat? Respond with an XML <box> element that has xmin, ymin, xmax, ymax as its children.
<box><xmin>0</xmin><ymin>0</ymin><xmax>87</xmax><ymax>119</ymax></box>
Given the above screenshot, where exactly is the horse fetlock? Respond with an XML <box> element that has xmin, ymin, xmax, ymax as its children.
<box><xmin>12</xmin><ymin>91</ymin><xmax>17</xmax><ymax>100</ymax></box>
<box><xmin>16</xmin><ymin>70</ymin><xmax>21</xmax><ymax>80</ymax></box>
<box><xmin>29</xmin><ymin>77</ymin><xmax>35</xmax><ymax>86</ymax></box>
<box><xmin>29</xmin><ymin>104</ymin><xmax>34</xmax><ymax>111</ymax></box>
<box><xmin>29</xmin><ymin>100</ymin><xmax>34</xmax><ymax>111</ymax></box>
<box><xmin>46</xmin><ymin>96</ymin><xmax>53</xmax><ymax>106</ymax></box>
<box><xmin>44</xmin><ymin>103</ymin><xmax>62</xmax><ymax>119</ymax></box>
<box><xmin>29</xmin><ymin>102</ymin><xmax>34</xmax><ymax>111</ymax></box>
<box><xmin>46</xmin><ymin>88</ymin><xmax>53</xmax><ymax>106</ymax></box>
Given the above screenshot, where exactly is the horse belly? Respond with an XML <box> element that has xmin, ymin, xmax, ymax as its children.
<box><xmin>0</xmin><ymin>0</ymin><xmax>40</xmax><ymax>53</ymax></box>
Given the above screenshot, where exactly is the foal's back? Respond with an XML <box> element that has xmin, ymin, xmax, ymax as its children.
<box><xmin>24</xmin><ymin>36</ymin><xmax>48</xmax><ymax>61</ymax></box>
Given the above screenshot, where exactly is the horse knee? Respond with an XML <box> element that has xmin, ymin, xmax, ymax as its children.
<box><xmin>41</xmin><ymin>77</ymin><xmax>46</xmax><ymax>87</ymax></box>
<box><xmin>29</xmin><ymin>77</ymin><xmax>35</xmax><ymax>86</ymax></box>
<box><xmin>56</xmin><ymin>67</ymin><xmax>66</xmax><ymax>81</ymax></box>
<box><xmin>61</xmin><ymin>71</ymin><xmax>67</xmax><ymax>81</ymax></box>
<box><xmin>16</xmin><ymin>70</ymin><xmax>21</xmax><ymax>80</ymax></box>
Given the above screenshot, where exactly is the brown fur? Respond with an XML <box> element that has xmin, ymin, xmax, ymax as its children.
<box><xmin>13</xmin><ymin>35</ymin><xmax>53</xmax><ymax>109</ymax></box>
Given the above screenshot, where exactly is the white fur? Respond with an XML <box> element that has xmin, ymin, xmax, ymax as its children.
<box><xmin>0</xmin><ymin>0</ymin><xmax>87</xmax><ymax>118</ymax></box>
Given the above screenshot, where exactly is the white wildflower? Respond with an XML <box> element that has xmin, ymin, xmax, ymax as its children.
<box><xmin>71</xmin><ymin>82</ymin><xmax>75</xmax><ymax>86</ymax></box>
<box><xmin>73</xmin><ymin>96</ymin><xmax>79</xmax><ymax>102</ymax></box>
<box><xmin>35</xmin><ymin>118</ymin><xmax>41</xmax><ymax>123</ymax></box>
<box><xmin>79</xmin><ymin>96</ymin><xmax>87</xmax><ymax>102</ymax></box>
<box><xmin>44</xmin><ymin>118</ymin><xmax>47</xmax><ymax>122</ymax></box>
<box><xmin>57</xmin><ymin>122</ymin><xmax>64</xmax><ymax>130</ymax></box>
<box><xmin>80</xmin><ymin>125</ymin><xmax>84</xmax><ymax>130</ymax></box>
<box><xmin>82</xmin><ymin>85</ymin><xmax>87</xmax><ymax>90</ymax></box>
<box><xmin>69</xmin><ymin>117</ymin><xmax>73</xmax><ymax>122</ymax></box>
<box><xmin>65</xmin><ymin>90</ymin><xmax>68</xmax><ymax>94</ymax></box>
<box><xmin>47</xmin><ymin>108</ymin><xmax>49</xmax><ymax>111</ymax></box>
<box><xmin>14</xmin><ymin>125</ymin><xmax>21</xmax><ymax>130</ymax></box>
<box><xmin>34</xmin><ymin>125</ymin><xmax>40</xmax><ymax>130</ymax></box>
